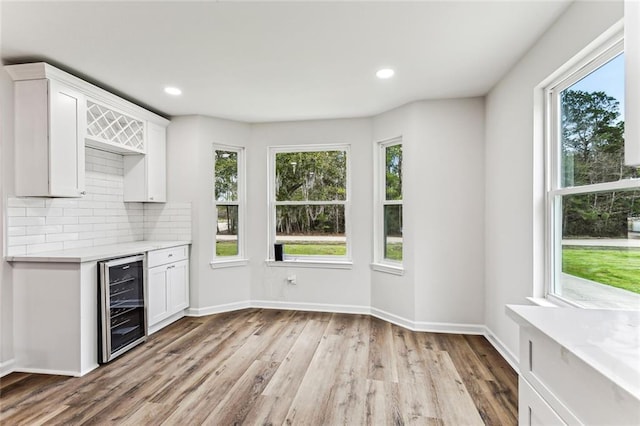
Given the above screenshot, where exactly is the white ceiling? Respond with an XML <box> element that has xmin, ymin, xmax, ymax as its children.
<box><xmin>1</xmin><ymin>1</ymin><xmax>572</xmax><ymax>123</ymax></box>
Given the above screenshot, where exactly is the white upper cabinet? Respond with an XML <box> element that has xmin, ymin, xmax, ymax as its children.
<box><xmin>6</xmin><ymin>62</ymin><xmax>169</xmax><ymax>199</ymax></box>
<box><xmin>12</xmin><ymin>77</ymin><xmax>85</xmax><ymax>197</ymax></box>
<box><xmin>124</xmin><ymin>121</ymin><xmax>167</xmax><ymax>202</ymax></box>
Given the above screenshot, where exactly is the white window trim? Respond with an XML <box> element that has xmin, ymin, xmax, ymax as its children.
<box><xmin>371</xmin><ymin>136</ymin><xmax>404</xmax><ymax>274</ymax></box>
<box><xmin>267</xmin><ymin>144</ymin><xmax>351</xmax><ymax>264</ymax></box>
<box><xmin>544</xmin><ymin>28</ymin><xmax>640</xmax><ymax>304</ymax></box>
<box><xmin>211</xmin><ymin>143</ymin><xmax>248</xmax><ymax>266</ymax></box>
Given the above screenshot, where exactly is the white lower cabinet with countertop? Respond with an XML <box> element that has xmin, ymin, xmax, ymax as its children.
<box><xmin>9</xmin><ymin>241</ymin><xmax>190</xmax><ymax>377</ymax></box>
<box><xmin>508</xmin><ymin>305</ymin><xmax>640</xmax><ymax>426</ymax></box>
<box><xmin>147</xmin><ymin>245</ymin><xmax>189</xmax><ymax>334</ymax></box>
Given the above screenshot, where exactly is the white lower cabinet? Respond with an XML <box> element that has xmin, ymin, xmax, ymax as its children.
<box><xmin>147</xmin><ymin>246</ymin><xmax>189</xmax><ymax>333</ymax></box>
<box><xmin>509</xmin><ymin>306</ymin><xmax>640</xmax><ymax>426</ymax></box>
<box><xmin>519</xmin><ymin>377</ymin><xmax>566</xmax><ymax>426</ymax></box>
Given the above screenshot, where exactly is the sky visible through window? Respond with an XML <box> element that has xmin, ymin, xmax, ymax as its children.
<box><xmin>571</xmin><ymin>53</ymin><xmax>624</xmax><ymax>117</ymax></box>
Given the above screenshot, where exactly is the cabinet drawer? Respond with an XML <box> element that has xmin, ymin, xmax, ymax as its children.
<box><xmin>520</xmin><ymin>326</ymin><xmax>639</xmax><ymax>425</ymax></box>
<box><xmin>147</xmin><ymin>245</ymin><xmax>188</xmax><ymax>268</ymax></box>
<box><xmin>519</xmin><ymin>378</ymin><xmax>566</xmax><ymax>426</ymax></box>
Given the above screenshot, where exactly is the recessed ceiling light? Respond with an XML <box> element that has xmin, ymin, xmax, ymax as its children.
<box><xmin>164</xmin><ymin>86</ymin><xmax>182</xmax><ymax>96</ymax></box>
<box><xmin>376</xmin><ymin>68</ymin><xmax>395</xmax><ymax>79</ymax></box>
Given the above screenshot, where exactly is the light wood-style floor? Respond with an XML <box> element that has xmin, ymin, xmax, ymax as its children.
<box><xmin>0</xmin><ymin>309</ymin><xmax>518</xmax><ymax>425</ymax></box>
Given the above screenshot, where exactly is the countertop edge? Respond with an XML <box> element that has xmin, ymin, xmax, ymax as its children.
<box><xmin>6</xmin><ymin>240</ymin><xmax>191</xmax><ymax>263</ymax></box>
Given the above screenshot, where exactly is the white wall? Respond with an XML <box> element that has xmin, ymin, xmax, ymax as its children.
<box><xmin>166</xmin><ymin>115</ymin><xmax>252</xmax><ymax>312</ymax></box>
<box><xmin>372</xmin><ymin>99</ymin><xmax>485</xmax><ymax>328</ymax></box>
<box><xmin>411</xmin><ymin>99</ymin><xmax>485</xmax><ymax>326</ymax></box>
<box><xmin>248</xmin><ymin>118</ymin><xmax>373</xmax><ymax>310</ymax></box>
<box><xmin>484</xmin><ymin>0</ymin><xmax>624</xmax><ymax>359</ymax></box>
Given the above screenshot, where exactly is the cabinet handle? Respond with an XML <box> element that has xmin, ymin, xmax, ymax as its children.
<box><xmin>80</xmin><ymin>191</ymin><xmax>86</xmax><ymax>195</ymax></box>
<box><xmin>149</xmin><ymin>196</ymin><xmax>154</xmax><ymax>201</ymax></box>
<box><xmin>167</xmin><ymin>265</ymin><xmax>176</xmax><ymax>269</ymax></box>
<box><xmin>168</xmin><ymin>254</ymin><xmax>173</xmax><ymax>257</ymax></box>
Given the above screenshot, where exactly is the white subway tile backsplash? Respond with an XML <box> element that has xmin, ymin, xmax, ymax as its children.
<box><xmin>46</xmin><ymin>233</ymin><xmax>79</xmax><ymax>243</ymax></box>
<box><xmin>45</xmin><ymin>199</ymin><xmax>78</xmax><ymax>208</ymax></box>
<box><xmin>8</xmin><ymin>198</ymin><xmax>45</xmax><ymax>208</ymax></box>
<box><xmin>46</xmin><ymin>216</ymin><xmax>79</xmax><ymax>225</ymax></box>
<box><xmin>78</xmin><ymin>216</ymin><xmax>106</xmax><ymax>224</ymax></box>
<box><xmin>93</xmin><ymin>223</ymin><xmax>118</xmax><ymax>231</ymax></box>
<box><xmin>63</xmin><ymin>208</ymin><xmax>94</xmax><ymax>217</ymax></box>
<box><xmin>27</xmin><ymin>207</ymin><xmax>62</xmax><ymax>217</ymax></box>
<box><xmin>8</xmin><ymin>217</ymin><xmax>46</xmax><ymax>227</ymax></box>
<box><xmin>8</xmin><ymin>227</ymin><xmax>26</xmax><ymax>237</ymax></box>
<box><xmin>9</xmin><ymin>235</ymin><xmax>46</xmax><ymax>246</ymax></box>
<box><xmin>27</xmin><ymin>225</ymin><xmax>63</xmax><ymax>235</ymax></box>
<box><xmin>6</xmin><ymin>147</ymin><xmax>191</xmax><ymax>255</ymax></box>
<box><xmin>7</xmin><ymin>208</ymin><xmax>26</xmax><ymax>217</ymax></box>
<box><xmin>63</xmin><ymin>224</ymin><xmax>94</xmax><ymax>233</ymax></box>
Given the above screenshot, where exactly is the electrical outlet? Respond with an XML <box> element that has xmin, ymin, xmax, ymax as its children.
<box><xmin>287</xmin><ymin>275</ymin><xmax>297</xmax><ymax>285</ymax></box>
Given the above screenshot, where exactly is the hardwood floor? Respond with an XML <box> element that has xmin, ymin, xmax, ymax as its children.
<box><xmin>0</xmin><ymin>309</ymin><xmax>518</xmax><ymax>425</ymax></box>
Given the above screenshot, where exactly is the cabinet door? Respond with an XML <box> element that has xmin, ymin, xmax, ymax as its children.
<box><xmin>147</xmin><ymin>265</ymin><xmax>169</xmax><ymax>326</ymax></box>
<box><xmin>168</xmin><ymin>259</ymin><xmax>189</xmax><ymax>312</ymax></box>
<box><xmin>146</xmin><ymin>122</ymin><xmax>166</xmax><ymax>202</ymax></box>
<box><xmin>48</xmin><ymin>80</ymin><xmax>85</xmax><ymax>197</ymax></box>
<box><xmin>123</xmin><ymin>122</ymin><xmax>166</xmax><ymax>202</ymax></box>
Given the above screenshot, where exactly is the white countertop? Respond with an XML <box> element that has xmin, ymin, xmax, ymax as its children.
<box><xmin>6</xmin><ymin>240</ymin><xmax>191</xmax><ymax>263</ymax></box>
<box><xmin>507</xmin><ymin>305</ymin><xmax>640</xmax><ymax>401</ymax></box>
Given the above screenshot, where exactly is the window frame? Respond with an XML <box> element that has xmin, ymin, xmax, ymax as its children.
<box><xmin>211</xmin><ymin>143</ymin><xmax>248</xmax><ymax>268</ymax></box>
<box><xmin>372</xmin><ymin>137</ymin><xmax>404</xmax><ymax>275</ymax></box>
<box><xmin>267</xmin><ymin>144</ymin><xmax>352</xmax><ymax>265</ymax></box>
<box><xmin>544</xmin><ymin>31</ymin><xmax>639</xmax><ymax>306</ymax></box>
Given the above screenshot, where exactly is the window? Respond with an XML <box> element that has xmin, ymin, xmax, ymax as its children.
<box><xmin>269</xmin><ymin>145</ymin><xmax>350</xmax><ymax>263</ymax></box>
<box><xmin>373</xmin><ymin>138</ymin><xmax>403</xmax><ymax>271</ymax></box>
<box><xmin>546</xmin><ymin>34</ymin><xmax>640</xmax><ymax>308</ymax></box>
<box><xmin>213</xmin><ymin>145</ymin><xmax>246</xmax><ymax>265</ymax></box>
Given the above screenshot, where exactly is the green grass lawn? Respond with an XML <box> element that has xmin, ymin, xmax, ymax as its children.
<box><xmin>283</xmin><ymin>241</ymin><xmax>346</xmax><ymax>256</ymax></box>
<box><xmin>216</xmin><ymin>241</ymin><xmax>238</xmax><ymax>256</ymax></box>
<box><xmin>563</xmin><ymin>247</ymin><xmax>640</xmax><ymax>294</ymax></box>
<box><xmin>385</xmin><ymin>243</ymin><xmax>403</xmax><ymax>261</ymax></box>
<box><xmin>217</xmin><ymin>240</ymin><xmax>405</xmax><ymax>259</ymax></box>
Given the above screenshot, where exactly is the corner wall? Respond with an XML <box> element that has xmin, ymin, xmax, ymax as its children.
<box><xmin>166</xmin><ymin>116</ymin><xmax>252</xmax><ymax>313</ymax></box>
<box><xmin>484</xmin><ymin>0</ymin><xmax>624</xmax><ymax>360</ymax></box>
<box><xmin>372</xmin><ymin>99</ymin><xmax>485</xmax><ymax>329</ymax></box>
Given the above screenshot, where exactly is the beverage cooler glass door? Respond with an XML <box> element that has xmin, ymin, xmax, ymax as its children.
<box><xmin>99</xmin><ymin>254</ymin><xmax>147</xmax><ymax>363</ymax></box>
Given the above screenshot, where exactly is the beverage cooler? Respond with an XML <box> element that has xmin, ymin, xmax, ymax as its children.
<box><xmin>98</xmin><ymin>254</ymin><xmax>147</xmax><ymax>363</ymax></box>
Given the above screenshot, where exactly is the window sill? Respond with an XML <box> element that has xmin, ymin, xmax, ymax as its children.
<box><xmin>526</xmin><ymin>297</ymin><xmax>560</xmax><ymax>307</ymax></box>
<box><xmin>210</xmin><ymin>258</ymin><xmax>250</xmax><ymax>269</ymax></box>
<box><xmin>264</xmin><ymin>259</ymin><xmax>353</xmax><ymax>270</ymax></box>
<box><xmin>370</xmin><ymin>262</ymin><xmax>404</xmax><ymax>276</ymax></box>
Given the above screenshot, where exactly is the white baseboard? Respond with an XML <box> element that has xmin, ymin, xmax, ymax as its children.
<box><xmin>484</xmin><ymin>326</ymin><xmax>520</xmax><ymax>373</ymax></box>
<box><xmin>186</xmin><ymin>300</ymin><xmax>251</xmax><ymax>317</ymax></box>
<box><xmin>0</xmin><ymin>358</ymin><xmax>16</xmax><ymax>378</ymax></box>
<box><xmin>414</xmin><ymin>320</ymin><xmax>486</xmax><ymax>335</ymax></box>
<box><xmin>370</xmin><ymin>307</ymin><xmax>415</xmax><ymax>330</ymax></box>
<box><xmin>13</xmin><ymin>366</ymin><xmax>86</xmax><ymax>377</ymax></box>
<box><xmin>251</xmin><ymin>300</ymin><xmax>370</xmax><ymax>315</ymax></box>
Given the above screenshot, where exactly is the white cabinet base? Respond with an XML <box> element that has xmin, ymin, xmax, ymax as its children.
<box><xmin>146</xmin><ymin>246</ymin><xmax>189</xmax><ymax>333</ymax></box>
<box><xmin>12</xmin><ymin>261</ymin><xmax>98</xmax><ymax>377</ymax></box>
